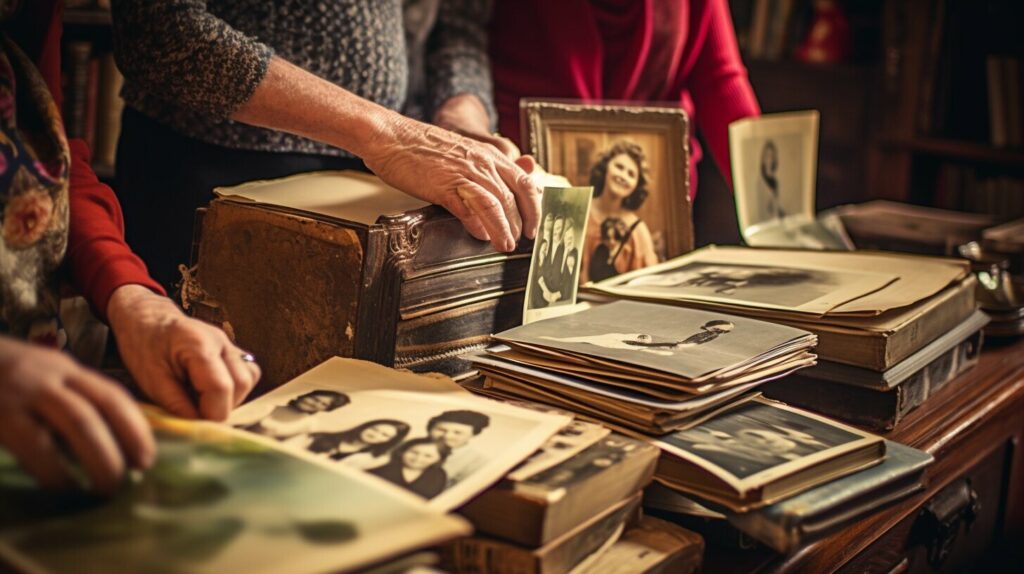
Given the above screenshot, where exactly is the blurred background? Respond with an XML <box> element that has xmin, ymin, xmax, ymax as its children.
<box><xmin>695</xmin><ymin>0</ymin><xmax>1024</xmax><ymax>246</ymax></box>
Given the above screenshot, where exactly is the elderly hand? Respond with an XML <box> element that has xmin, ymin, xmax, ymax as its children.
<box><xmin>362</xmin><ymin>110</ymin><xmax>541</xmax><ymax>252</ymax></box>
<box><xmin>0</xmin><ymin>336</ymin><xmax>155</xmax><ymax>495</ymax></box>
<box><xmin>433</xmin><ymin>94</ymin><xmax>521</xmax><ymax>160</ymax></box>
<box><xmin>106</xmin><ymin>284</ymin><xmax>260</xmax><ymax>421</ymax></box>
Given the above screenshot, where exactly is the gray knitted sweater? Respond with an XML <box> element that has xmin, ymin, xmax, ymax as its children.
<box><xmin>111</xmin><ymin>0</ymin><xmax>494</xmax><ymax>157</ymax></box>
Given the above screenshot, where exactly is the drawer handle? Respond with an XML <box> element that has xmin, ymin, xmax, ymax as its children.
<box><xmin>917</xmin><ymin>479</ymin><xmax>979</xmax><ymax>569</ymax></box>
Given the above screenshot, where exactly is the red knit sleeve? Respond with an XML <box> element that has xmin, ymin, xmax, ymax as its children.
<box><xmin>687</xmin><ymin>0</ymin><xmax>761</xmax><ymax>189</ymax></box>
<box><xmin>67</xmin><ymin>139</ymin><xmax>166</xmax><ymax>321</ymax></box>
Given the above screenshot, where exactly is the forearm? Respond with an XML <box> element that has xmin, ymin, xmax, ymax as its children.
<box><xmin>427</xmin><ymin>0</ymin><xmax>496</xmax><ymax>129</ymax></box>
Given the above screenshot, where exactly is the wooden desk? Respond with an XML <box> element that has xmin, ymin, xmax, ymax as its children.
<box><xmin>706</xmin><ymin>338</ymin><xmax>1024</xmax><ymax>573</ymax></box>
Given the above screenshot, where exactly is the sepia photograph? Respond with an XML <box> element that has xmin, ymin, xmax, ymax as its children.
<box><xmin>657</xmin><ymin>401</ymin><xmax>871</xmax><ymax>482</ymax></box>
<box><xmin>496</xmin><ymin>300</ymin><xmax>813</xmax><ymax>381</ymax></box>
<box><xmin>227</xmin><ymin>358</ymin><xmax>568</xmax><ymax>510</ymax></box>
<box><xmin>523</xmin><ymin>186</ymin><xmax>593</xmax><ymax>324</ymax></box>
<box><xmin>522</xmin><ymin>101</ymin><xmax>693</xmax><ymax>284</ymax></box>
<box><xmin>591</xmin><ymin>246</ymin><xmax>902</xmax><ymax>315</ymax></box>
<box><xmin>0</xmin><ymin>416</ymin><xmax>469</xmax><ymax>574</ymax></box>
<box><xmin>729</xmin><ymin>111</ymin><xmax>819</xmax><ymax>241</ymax></box>
<box><xmin>507</xmin><ymin>418</ymin><xmax>611</xmax><ymax>481</ymax></box>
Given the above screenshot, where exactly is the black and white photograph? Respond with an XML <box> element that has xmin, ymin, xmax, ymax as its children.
<box><xmin>228</xmin><ymin>358</ymin><xmax>569</xmax><ymax>510</ymax></box>
<box><xmin>523</xmin><ymin>186</ymin><xmax>593</xmax><ymax>324</ymax></box>
<box><xmin>522</xmin><ymin>101</ymin><xmax>694</xmax><ymax>284</ymax></box>
<box><xmin>591</xmin><ymin>246</ymin><xmax>900</xmax><ymax>315</ymax></box>
<box><xmin>523</xmin><ymin>436</ymin><xmax>648</xmax><ymax>490</ymax></box>
<box><xmin>657</xmin><ymin>401</ymin><xmax>871</xmax><ymax>482</ymax></box>
<box><xmin>729</xmin><ymin>111</ymin><xmax>842</xmax><ymax>249</ymax></box>
<box><xmin>506</xmin><ymin>418</ymin><xmax>611</xmax><ymax>481</ymax></box>
<box><xmin>497</xmin><ymin>300</ymin><xmax>813</xmax><ymax>381</ymax></box>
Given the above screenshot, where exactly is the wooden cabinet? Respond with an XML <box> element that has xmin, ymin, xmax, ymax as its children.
<box><xmin>705</xmin><ymin>339</ymin><xmax>1024</xmax><ymax>572</ymax></box>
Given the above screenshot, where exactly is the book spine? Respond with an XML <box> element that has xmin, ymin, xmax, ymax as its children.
<box><xmin>987</xmin><ymin>55</ymin><xmax>1008</xmax><ymax>147</ymax></box>
<box><xmin>64</xmin><ymin>41</ymin><xmax>92</xmax><ymax>141</ymax></box>
<box><xmin>93</xmin><ymin>52</ymin><xmax>125</xmax><ymax>169</ymax></box>
<box><xmin>84</xmin><ymin>55</ymin><xmax>100</xmax><ymax>151</ymax></box>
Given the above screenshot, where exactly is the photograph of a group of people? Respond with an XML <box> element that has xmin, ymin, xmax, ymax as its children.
<box><xmin>526</xmin><ymin>186</ymin><xmax>592</xmax><ymax>318</ymax></box>
<box><xmin>546</xmin><ymin>130</ymin><xmax>677</xmax><ymax>284</ymax></box>
<box><xmin>661</xmin><ymin>401</ymin><xmax>866</xmax><ymax>481</ymax></box>
<box><xmin>230</xmin><ymin>385</ymin><xmax>561</xmax><ymax>506</ymax></box>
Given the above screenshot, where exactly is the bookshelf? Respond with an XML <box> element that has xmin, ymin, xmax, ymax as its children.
<box><xmin>61</xmin><ymin>5</ymin><xmax>121</xmax><ymax>182</ymax></box>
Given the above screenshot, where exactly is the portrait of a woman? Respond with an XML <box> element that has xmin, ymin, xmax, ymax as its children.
<box><xmin>306</xmin><ymin>419</ymin><xmax>410</xmax><ymax>461</ymax></box>
<box><xmin>368</xmin><ymin>438</ymin><xmax>451</xmax><ymax>499</ymax></box>
<box><xmin>582</xmin><ymin>141</ymin><xmax>660</xmax><ymax>283</ymax></box>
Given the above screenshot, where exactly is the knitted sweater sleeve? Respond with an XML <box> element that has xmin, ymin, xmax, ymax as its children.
<box><xmin>687</xmin><ymin>0</ymin><xmax>761</xmax><ymax>188</ymax></box>
<box><xmin>426</xmin><ymin>0</ymin><xmax>498</xmax><ymax>129</ymax></box>
<box><xmin>110</xmin><ymin>0</ymin><xmax>273</xmax><ymax>120</ymax></box>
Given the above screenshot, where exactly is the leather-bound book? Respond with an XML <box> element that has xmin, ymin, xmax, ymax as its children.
<box><xmin>188</xmin><ymin>171</ymin><xmax>531</xmax><ymax>390</ymax></box>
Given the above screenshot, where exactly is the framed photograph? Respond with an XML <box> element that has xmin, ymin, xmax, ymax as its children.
<box><xmin>522</xmin><ymin>100</ymin><xmax>694</xmax><ymax>284</ymax></box>
<box><xmin>729</xmin><ymin>111</ymin><xmax>829</xmax><ymax>247</ymax></box>
<box><xmin>523</xmin><ymin>186</ymin><xmax>593</xmax><ymax>324</ymax></box>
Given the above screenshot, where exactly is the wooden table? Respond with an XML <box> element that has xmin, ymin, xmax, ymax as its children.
<box><xmin>706</xmin><ymin>338</ymin><xmax>1024</xmax><ymax>573</ymax></box>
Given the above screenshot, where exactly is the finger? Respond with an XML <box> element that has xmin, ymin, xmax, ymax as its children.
<box><xmin>442</xmin><ymin>189</ymin><xmax>493</xmax><ymax>244</ymax></box>
<box><xmin>67</xmin><ymin>371</ymin><xmax>156</xmax><ymax>471</ymax></box>
<box><xmin>454</xmin><ymin>182</ymin><xmax>515</xmax><ymax>252</ymax></box>
<box><xmin>496</xmin><ymin>137</ymin><xmax>522</xmax><ymax>160</ymax></box>
<box><xmin>182</xmin><ymin>350</ymin><xmax>235</xmax><ymax>421</ymax></box>
<box><xmin>143</xmin><ymin>369</ymin><xmax>201</xmax><ymax>419</ymax></box>
<box><xmin>34</xmin><ymin>386</ymin><xmax>126</xmax><ymax>496</ymax></box>
<box><xmin>495</xmin><ymin>159</ymin><xmax>541</xmax><ymax>240</ymax></box>
<box><xmin>0</xmin><ymin>413</ymin><xmax>77</xmax><ymax>490</ymax></box>
<box><xmin>222</xmin><ymin>348</ymin><xmax>259</xmax><ymax>407</ymax></box>
<box><xmin>515</xmin><ymin>155</ymin><xmax>537</xmax><ymax>173</ymax></box>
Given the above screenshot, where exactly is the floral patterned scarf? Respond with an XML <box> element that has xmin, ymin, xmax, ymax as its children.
<box><xmin>0</xmin><ymin>1</ymin><xmax>71</xmax><ymax>344</ymax></box>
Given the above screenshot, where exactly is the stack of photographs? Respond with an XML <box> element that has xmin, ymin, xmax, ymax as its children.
<box><xmin>467</xmin><ymin>301</ymin><xmax>817</xmax><ymax>434</ymax></box>
<box><xmin>587</xmin><ymin>245</ymin><xmax>975</xmax><ymax>371</ymax></box>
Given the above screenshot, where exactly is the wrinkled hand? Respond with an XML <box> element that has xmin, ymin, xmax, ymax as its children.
<box><xmin>0</xmin><ymin>336</ymin><xmax>154</xmax><ymax>495</ymax></box>
<box><xmin>107</xmin><ymin>285</ymin><xmax>260</xmax><ymax>421</ymax></box>
<box><xmin>433</xmin><ymin>94</ymin><xmax>521</xmax><ymax>159</ymax></box>
<box><xmin>363</xmin><ymin>110</ymin><xmax>541</xmax><ymax>252</ymax></box>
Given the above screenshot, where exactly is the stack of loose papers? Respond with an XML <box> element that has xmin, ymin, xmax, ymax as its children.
<box><xmin>587</xmin><ymin>246</ymin><xmax>973</xmax><ymax>370</ymax></box>
<box><xmin>468</xmin><ymin>301</ymin><xmax>817</xmax><ymax>434</ymax></box>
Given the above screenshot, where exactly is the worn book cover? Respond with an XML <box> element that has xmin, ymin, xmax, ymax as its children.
<box><xmin>459</xmin><ymin>433</ymin><xmax>657</xmax><ymax>547</ymax></box>
<box><xmin>573</xmin><ymin>516</ymin><xmax>703</xmax><ymax>574</ymax></box>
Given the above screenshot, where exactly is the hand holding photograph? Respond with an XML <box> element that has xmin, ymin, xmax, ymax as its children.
<box><xmin>228</xmin><ymin>358</ymin><xmax>569</xmax><ymax>510</ymax></box>
<box><xmin>0</xmin><ymin>412</ymin><xmax>470</xmax><ymax>574</ymax></box>
<box><xmin>522</xmin><ymin>100</ymin><xmax>693</xmax><ymax>283</ymax></box>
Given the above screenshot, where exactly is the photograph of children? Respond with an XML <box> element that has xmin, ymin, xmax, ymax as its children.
<box><xmin>658</xmin><ymin>401</ymin><xmax>869</xmax><ymax>481</ymax></box>
<box><xmin>729</xmin><ymin>111</ymin><xmax>818</xmax><ymax>238</ymax></box>
<box><xmin>0</xmin><ymin>415</ymin><xmax>469</xmax><ymax>574</ymax></box>
<box><xmin>524</xmin><ymin>186</ymin><xmax>593</xmax><ymax>324</ymax></box>
<box><xmin>523</xmin><ymin>102</ymin><xmax>693</xmax><ymax>284</ymax></box>
<box><xmin>227</xmin><ymin>358</ymin><xmax>569</xmax><ymax>510</ymax></box>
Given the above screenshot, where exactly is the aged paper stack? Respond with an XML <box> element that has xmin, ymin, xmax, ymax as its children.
<box><xmin>587</xmin><ymin>245</ymin><xmax>981</xmax><ymax>430</ymax></box>
<box><xmin>468</xmin><ymin>300</ymin><xmax>817</xmax><ymax>434</ymax></box>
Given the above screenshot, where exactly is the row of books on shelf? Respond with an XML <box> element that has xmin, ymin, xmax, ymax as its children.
<box><xmin>935</xmin><ymin>163</ymin><xmax>1024</xmax><ymax>221</ymax></box>
<box><xmin>986</xmin><ymin>55</ymin><xmax>1024</xmax><ymax>149</ymax></box>
<box><xmin>731</xmin><ymin>0</ymin><xmax>810</xmax><ymax>61</ymax></box>
<box><xmin>63</xmin><ymin>42</ymin><xmax>124</xmax><ymax>172</ymax></box>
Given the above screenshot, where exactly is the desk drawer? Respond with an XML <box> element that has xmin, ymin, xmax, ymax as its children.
<box><xmin>839</xmin><ymin>441</ymin><xmax>1011</xmax><ymax>573</ymax></box>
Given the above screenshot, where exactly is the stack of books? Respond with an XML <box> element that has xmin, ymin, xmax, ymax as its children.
<box><xmin>467</xmin><ymin>300</ymin><xmax>817</xmax><ymax>433</ymax></box>
<box><xmin>587</xmin><ymin>246</ymin><xmax>981</xmax><ymax>430</ymax></box>
<box><xmin>446</xmin><ymin>432</ymin><xmax>669</xmax><ymax>574</ymax></box>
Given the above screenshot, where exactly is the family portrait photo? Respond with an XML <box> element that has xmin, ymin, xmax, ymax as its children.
<box><xmin>523</xmin><ymin>101</ymin><xmax>693</xmax><ymax>284</ymax></box>
<box><xmin>523</xmin><ymin>186</ymin><xmax>593</xmax><ymax>324</ymax></box>
<box><xmin>659</xmin><ymin>401</ymin><xmax>870</xmax><ymax>481</ymax></box>
<box><xmin>227</xmin><ymin>358</ymin><xmax>568</xmax><ymax>510</ymax></box>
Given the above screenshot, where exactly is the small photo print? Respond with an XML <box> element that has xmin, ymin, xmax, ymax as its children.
<box><xmin>659</xmin><ymin>401</ymin><xmax>864</xmax><ymax>480</ymax></box>
<box><xmin>523</xmin><ymin>186</ymin><xmax>593</xmax><ymax>324</ymax></box>
<box><xmin>227</xmin><ymin>359</ymin><xmax>568</xmax><ymax>511</ymax></box>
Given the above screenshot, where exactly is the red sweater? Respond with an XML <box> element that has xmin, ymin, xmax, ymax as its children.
<box><xmin>11</xmin><ymin>0</ymin><xmax>164</xmax><ymax>320</ymax></box>
<box><xmin>489</xmin><ymin>0</ymin><xmax>760</xmax><ymax>195</ymax></box>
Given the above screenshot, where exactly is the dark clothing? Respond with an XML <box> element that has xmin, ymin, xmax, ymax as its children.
<box><xmin>115</xmin><ymin>109</ymin><xmax>366</xmax><ymax>292</ymax></box>
<box><xmin>368</xmin><ymin>463</ymin><xmax>447</xmax><ymax>499</ymax></box>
